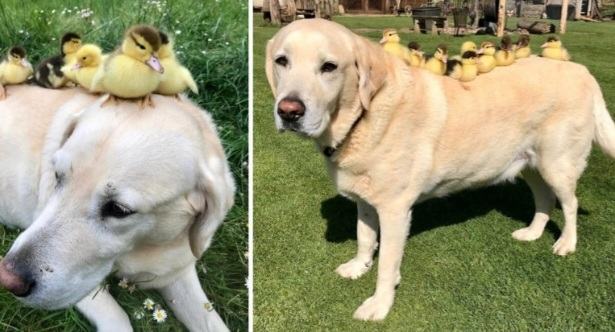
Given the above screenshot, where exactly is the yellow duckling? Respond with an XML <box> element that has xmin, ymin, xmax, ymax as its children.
<box><xmin>495</xmin><ymin>35</ymin><xmax>515</xmax><ymax>66</ymax></box>
<box><xmin>92</xmin><ymin>25</ymin><xmax>164</xmax><ymax>107</ymax></box>
<box><xmin>0</xmin><ymin>46</ymin><xmax>33</xmax><ymax>99</ymax></box>
<box><xmin>423</xmin><ymin>44</ymin><xmax>448</xmax><ymax>75</ymax></box>
<box><xmin>60</xmin><ymin>32</ymin><xmax>83</xmax><ymax>83</ymax></box>
<box><xmin>514</xmin><ymin>34</ymin><xmax>531</xmax><ymax>59</ymax></box>
<box><xmin>446</xmin><ymin>51</ymin><xmax>479</xmax><ymax>82</ymax></box>
<box><xmin>541</xmin><ymin>36</ymin><xmax>570</xmax><ymax>61</ymax></box>
<box><xmin>450</xmin><ymin>41</ymin><xmax>477</xmax><ymax>61</ymax></box>
<box><xmin>406</xmin><ymin>41</ymin><xmax>424</xmax><ymax>67</ymax></box>
<box><xmin>477</xmin><ymin>41</ymin><xmax>497</xmax><ymax>74</ymax></box>
<box><xmin>34</xmin><ymin>32</ymin><xmax>82</xmax><ymax>89</ymax></box>
<box><xmin>155</xmin><ymin>32</ymin><xmax>198</xmax><ymax>96</ymax></box>
<box><xmin>380</xmin><ymin>29</ymin><xmax>412</xmax><ymax>65</ymax></box>
<box><xmin>63</xmin><ymin>44</ymin><xmax>104</xmax><ymax>91</ymax></box>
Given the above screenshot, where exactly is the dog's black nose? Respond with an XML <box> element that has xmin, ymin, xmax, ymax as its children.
<box><xmin>277</xmin><ymin>97</ymin><xmax>305</xmax><ymax>122</ymax></box>
<box><xmin>0</xmin><ymin>259</ymin><xmax>35</xmax><ymax>297</ymax></box>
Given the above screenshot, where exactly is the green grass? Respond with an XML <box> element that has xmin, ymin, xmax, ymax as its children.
<box><xmin>253</xmin><ymin>15</ymin><xmax>615</xmax><ymax>330</ymax></box>
<box><xmin>0</xmin><ymin>1</ymin><xmax>247</xmax><ymax>331</ymax></box>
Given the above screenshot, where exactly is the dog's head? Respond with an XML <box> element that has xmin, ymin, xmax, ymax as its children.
<box><xmin>0</xmin><ymin>95</ymin><xmax>234</xmax><ymax>309</ymax></box>
<box><xmin>266</xmin><ymin>19</ymin><xmax>386</xmax><ymax>137</ymax></box>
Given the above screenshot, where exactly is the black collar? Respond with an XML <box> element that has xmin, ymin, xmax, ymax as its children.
<box><xmin>322</xmin><ymin>108</ymin><xmax>365</xmax><ymax>158</ymax></box>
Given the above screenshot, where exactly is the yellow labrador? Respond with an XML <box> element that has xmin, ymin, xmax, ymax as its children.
<box><xmin>0</xmin><ymin>85</ymin><xmax>235</xmax><ymax>331</ymax></box>
<box><xmin>266</xmin><ymin>19</ymin><xmax>615</xmax><ymax>321</ymax></box>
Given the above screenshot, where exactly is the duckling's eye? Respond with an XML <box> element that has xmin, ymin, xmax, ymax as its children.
<box><xmin>82</xmin><ymin>56</ymin><xmax>86</xmax><ymax>60</ymax></box>
<box><xmin>320</xmin><ymin>62</ymin><xmax>337</xmax><ymax>73</ymax></box>
<box><xmin>136</xmin><ymin>42</ymin><xmax>146</xmax><ymax>50</ymax></box>
<box><xmin>275</xmin><ymin>56</ymin><xmax>288</xmax><ymax>67</ymax></box>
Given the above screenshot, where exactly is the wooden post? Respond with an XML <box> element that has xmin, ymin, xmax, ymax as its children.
<box><xmin>496</xmin><ymin>0</ymin><xmax>507</xmax><ymax>37</ymax></box>
<box><xmin>560</xmin><ymin>0</ymin><xmax>569</xmax><ymax>33</ymax></box>
<box><xmin>270</xmin><ymin>0</ymin><xmax>282</xmax><ymax>24</ymax></box>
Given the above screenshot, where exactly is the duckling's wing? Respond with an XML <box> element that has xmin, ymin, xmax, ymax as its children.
<box><xmin>180</xmin><ymin>66</ymin><xmax>198</xmax><ymax>94</ymax></box>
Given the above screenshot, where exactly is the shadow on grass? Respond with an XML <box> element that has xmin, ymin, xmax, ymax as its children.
<box><xmin>321</xmin><ymin>181</ymin><xmax>589</xmax><ymax>243</ymax></box>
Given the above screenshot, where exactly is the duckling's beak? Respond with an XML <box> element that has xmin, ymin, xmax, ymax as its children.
<box><xmin>477</xmin><ymin>48</ymin><xmax>484</xmax><ymax>55</ymax></box>
<box><xmin>146</xmin><ymin>55</ymin><xmax>164</xmax><ymax>73</ymax></box>
<box><xmin>442</xmin><ymin>56</ymin><xmax>448</xmax><ymax>64</ymax></box>
<box><xmin>20</xmin><ymin>58</ymin><xmax>30</xmax><ymax>67</ymax></box>
<box><xmin>540</xmin><ymin>42</ymin><xmax>548</xmax><ymax>48</ymax></box>
<box><xmin>72</xmin><ymin>63</ymin><xmax>81</xmax><ymax>71</ymax></box>
<box><xmin>379</xmin><ymin>36</ymin><xmax>388</xmax><ymax>44</ymax></box>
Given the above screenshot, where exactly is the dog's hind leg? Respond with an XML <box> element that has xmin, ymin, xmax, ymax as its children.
<box><xmin>336</xmin><ymin>199</ymin><xmax>379</xmax><ymax>280</ymax></box>
<box><xmin>353</xmin><ymin>203</ymin><xmax>411</xmax><ymax>321</ymax></box>
<box><xmin>512</xmin><ymin>169</ymin><xmax>556</xmax><ymax>242</ymax></box>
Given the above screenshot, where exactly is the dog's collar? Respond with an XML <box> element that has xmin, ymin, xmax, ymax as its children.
<box><xmin>322</xmin><ymin>108</ymin><xmax>365</xmax><ymax>158</ymax></box>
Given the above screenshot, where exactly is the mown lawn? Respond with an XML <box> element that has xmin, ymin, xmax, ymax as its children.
<box><xmin>253</xmin><ymin>14</ymin><xmax>615</xmax><ymax>331</ymax></box>
<box><xmin>0</xmin><ymin>0</ymin><xmax>247</xmax><ymax>331</ymax></box>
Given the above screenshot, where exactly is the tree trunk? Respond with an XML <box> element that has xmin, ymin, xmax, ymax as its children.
<box><xmin>497</xmin><ymin>0</ymin><xmax>507</xmax><ymax>36</ymax></box>
<box><xmin>271</xmin><ymin>0</ymin><xmax>282</xmax><ymax>24</ymax></box>
<box><xmin>560</xmin><ymin>0</ymin><xmax>569</xmax><ymax>33</ymax></box>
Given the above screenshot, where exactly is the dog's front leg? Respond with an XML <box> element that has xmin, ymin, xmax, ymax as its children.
<box><xmin>158</xmin><ymin>263</ymin><xmax>229</xmax><ymax>332</ymax></box>
<box><xmin>336</xmin><ymin>199</ymin><xmax>379</xmax><ymax>280</ymax></box>
<box><xmin>76</xmin><ymin>286</ymin><xmax>133</xmax><ymax>332</ymax></box>
<box><xmin>353</xmin><ymin>202</ymin><xmax>412</xmax><ymax>321</ymax></box>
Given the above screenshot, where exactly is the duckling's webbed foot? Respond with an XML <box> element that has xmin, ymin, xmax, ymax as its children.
<box><xmin>138</xmin><ymin>94</ymin><xmax>155</xmax><ymax>109</ymax></box>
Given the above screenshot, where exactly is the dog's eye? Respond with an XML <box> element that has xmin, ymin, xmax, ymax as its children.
<box><xmin>275</xmin><ymin>56</ymin><xmax>288</xmax><ymax>67</ymax></box>
<box><xmin>101</xmin><ymin>201</ymin><xmax>135</xmax><ymax>219</ymax></box>
<box><xmin>320</xmin><ymin>62</ymin><xmax>337</xmax><ymax>73</ymax></box>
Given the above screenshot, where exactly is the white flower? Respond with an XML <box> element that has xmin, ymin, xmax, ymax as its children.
<box><xmin>207</xmin><ymin>38</ymin><xmax>212</xmax><ymax>42</ymax></box>
<box><xmin>152</xmin><ymin>308</ymin><xmax>167</xmax><ymax>323</ymax></box>
<box><xmin>51</xmin><ymin>9</ymin><xmax>56</xmax><ymax>14</ymax></box>
<box><xmin>51</xmin><ymin>37</ymin><xmax>56</xmax><ymax>41</ymax></box>
<box><xmin>18</xmin><ymin>30</ymin><xmax>24</xmax><ymax>34</ymax></box>
<box><xmin>175</xmin><ymin>30</ymin><xmax>181</xmax><ymax>35</ymax></box>
<box><xmin>134</xmin><ymin>310</ymin><xmax>145</xmax><ymax>320</ymax></box>
<box><xmin>118</xmin><ymin>277</ymin><xmax>129</xmax><ymax>289</ymax></box>
<box><xmin>143</xmin><ymin>298</ymin><xmax>155</xmax><ymax>310</ymax></box>
<box><xmin>201</xmin><ymin>50</ymin><xmax>207</xmax><ymax>55</ymax></box>
<box><xmin>203</xmin><ymin>302</ymin><xmax>214</xmax><ymax>312</ymax></box>
<box><xmin>128</xmin><ymin>284</ymin><xmax>136</xmax><ymax>293</ymax></box>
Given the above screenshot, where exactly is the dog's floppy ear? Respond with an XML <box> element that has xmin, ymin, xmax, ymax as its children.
<box><xmin>265</xmin><ymin>38</ymin><xmax>277</xmax><ymax>98</ymax></box>
<box><xmin>186</xmin><ymin>114</ymin><xmax>236</xmax><ymax>258</ymax></box>
<box><xmin>354</xmin><ymin>36</ymin><xmax>387</xmax><ymax>110</ymax></box>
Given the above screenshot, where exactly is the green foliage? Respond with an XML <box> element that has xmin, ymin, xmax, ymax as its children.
<box><xmin>0</xmin><ymin>1</ymin><xmax>247</xmax><ymax>331</ymax></box>
<box><xmin>254</xmin><ymin>15</ymin><xmax>615</xmax><ymax>331</ymax></box>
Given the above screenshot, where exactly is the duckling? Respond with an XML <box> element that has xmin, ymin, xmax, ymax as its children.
<box><xmin>541</xmin><ymin>36</ymin><xmax>570</xmax><ymax>61</ymax></box>
<box><xmin>495</xmin><ymin>35</ymin><xmax>515</xmax><ymax>66</ymax></box>
<box><xmin>92</xmin><ymin>25</ymin><xmax>164</xmax><ymax>107</ymax></box>
<box><xmin>514</xmin><ymin>34</ymin><xmax>531</xmax><ymax>59</ymax></box>
<box><xmin>0</xmin><ymin>46</ymin><xmax>33</xmax><ymax>99</ymax></box>
<box><xmin>450</xmin><ymin>41</ymin><xmax>478</xmax><ymax>61</ymax></box>
<box><xmin>406</xmin><ymin>41</ymin><xmax>424</xmax><ymax>67</ymax></box>
<box><xmin>34</xmin><ymin>32</ymin><xmax>82</xmax><ymax>88</ymax></box>
<box><xmin>477</xmin><ymin>41</ymin><xmax>497</xmax><ymax>74</ymax></box>
<box><xmin>422</xmin><ymin>44</ymin><xmax>448</xmax><ymax>76</ymax></box>
<box><xmin>446</xmin><ymin>51</ymin><xmax>479</xmax><ymax>82</ymax></box>
<box><xmin>155</xmin><ymin>32</ymin><xmax>198</xmax><ymax>96</ymax></box>
<box><xmin>63</xmin><ymin>44</ymin><xmax>104</xmax><ymax>91</ymax></box>
<box><xmin>379</xmin><ymin>29</ymin><xmax>412</xmax><ymax>65</ymax></box>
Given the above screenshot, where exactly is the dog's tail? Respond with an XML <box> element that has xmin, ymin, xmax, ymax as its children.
<box><xmin>593</xmin><ymin>84</ymin><xmax>615</xmax><ymax>159</ymax></box>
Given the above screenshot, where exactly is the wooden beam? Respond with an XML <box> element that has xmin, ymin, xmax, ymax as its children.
<box><xmin>496</xmin><ymin>0</ymin><xmax>507</xmax><ymax>37</ymax></box>
<box><xmin>560</xmin><ymin>0</ymin><xmax>570</xmax><ymax>33</ymax></box>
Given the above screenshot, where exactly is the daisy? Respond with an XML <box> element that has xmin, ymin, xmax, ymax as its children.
<box><xmin>152</xmin><ymin>308</ymin><xmax>167</xmax><ymax>323</ymax></box>
<box><xmin>118</xmin><ymin>277</ymin><xmax>129</xmax><ymax>289</ymax></box>
<box><xmin>143</xmin><ymin>298</ymin><xmax>155</xmax><ymax>311</ymax></box>
<box><xmin>134</xmin><ymin>310</ymin><xmax>145</xmax><ymax>320</ymax></box>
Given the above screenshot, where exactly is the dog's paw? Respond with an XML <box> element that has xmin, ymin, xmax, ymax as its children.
<box><xmin>511</xmin><ymin>227</ymin><xmax>542</xmax><ymax>242</ymax></box>
<box><xmin>336</xmin><ymin>258</ymin><xmax>372</xmax><ymax>280</ymax></box>
<box><xmin>552</xmin><ymin>235</ymin><xmax>576</xmax><ymax>256</ymax></box>
<box><xmin>353</xmin><ymin>295</ymin><xmax>394</xmax><ymax>321</ymax></box>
